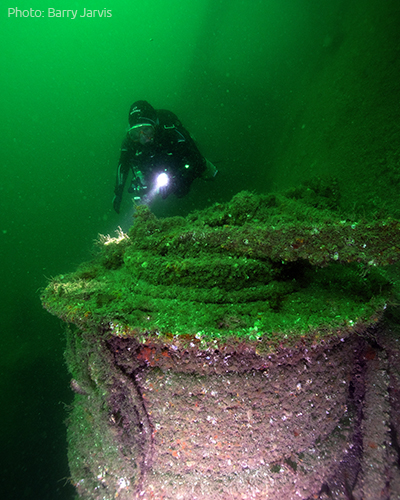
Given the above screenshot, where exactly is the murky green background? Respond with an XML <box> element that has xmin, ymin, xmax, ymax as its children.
<box><xmin>1</xmin><ymin>0</ymin><xmax>399</xmax><ymax>498</ymax></box>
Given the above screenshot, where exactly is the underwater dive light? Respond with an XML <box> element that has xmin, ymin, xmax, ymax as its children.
<box><xmin>155</xmin><ymin>172</ymin><xmax>169</xmax><ymax>190</ymax></box>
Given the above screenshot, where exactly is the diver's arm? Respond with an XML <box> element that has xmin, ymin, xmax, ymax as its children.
<box><xmin>113</xmin><ymin>143</ymin><xmax>131</xmax><ymax>213</ymax></box>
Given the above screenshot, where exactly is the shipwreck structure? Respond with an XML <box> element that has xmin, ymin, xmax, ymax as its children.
<box><xmin>42</xmin><ymin>184</ymin><xmax>400</xmax><ymax>499</ymax></box>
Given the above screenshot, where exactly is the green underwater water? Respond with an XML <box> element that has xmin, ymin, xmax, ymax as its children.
<box><xmin>1</xmin><ymin>0</ymin><xmax>400</xmax><ymax>498</ymax></box>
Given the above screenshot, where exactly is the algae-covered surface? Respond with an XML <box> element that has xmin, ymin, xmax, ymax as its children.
<box><xmin>42</xmin><ymin>183</ymin><xmax>400</xmax><ymax>351</ymax></box>
<box><xmin>40</xmin><ymin>183</ymin><xmax>400</xmax><ymax>500</ymax></box>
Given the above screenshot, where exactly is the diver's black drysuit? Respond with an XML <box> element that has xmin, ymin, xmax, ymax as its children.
<box><xmin>113</xmin><ymin>101</ymin><xmax>215</xmax><ymax>213</ymax></box>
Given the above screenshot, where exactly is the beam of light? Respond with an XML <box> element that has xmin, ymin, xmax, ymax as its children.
<box><xmin>155</xmin><ymin>172</ymin><xmax>169</xmax><ymax>190</ymax></box>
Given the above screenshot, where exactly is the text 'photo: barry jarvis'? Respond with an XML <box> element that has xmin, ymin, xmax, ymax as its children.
<box><xmin>7</xmin><ymin>8</ymin><xmax>113</xmax><ymax>18</ymax></box>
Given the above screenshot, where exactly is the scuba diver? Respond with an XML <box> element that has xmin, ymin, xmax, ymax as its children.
<box><xmin>113</xmin><ymin>100</ymin><xmax>218</xmax><ymax>213</ymax></box>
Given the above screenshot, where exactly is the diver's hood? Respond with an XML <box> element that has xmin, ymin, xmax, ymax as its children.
<box><xmin>128</xmin><ymin>100</ymin><xmax>157</xmax><ymax>127</ymax></box>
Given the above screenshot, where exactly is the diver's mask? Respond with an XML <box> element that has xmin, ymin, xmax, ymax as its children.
<box><xmin>128</xmin><ymin>124</ymin><xmax>155</xmax><ymax>145</ymax></box>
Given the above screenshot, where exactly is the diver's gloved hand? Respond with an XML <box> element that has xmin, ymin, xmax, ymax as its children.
<box><xmin>158</xmin><ymin>175</ymin><xmax>178</xmax><ymax>199</ymax></box>
<box><xmin>113</xmin><ymin>194</ymin><xmax>122</xmax><ymax>214</ymax></box>
<box><xmin>159</xmin><ymin>184</ymin><xmax>170</xmax><ymax>199</ymax></box>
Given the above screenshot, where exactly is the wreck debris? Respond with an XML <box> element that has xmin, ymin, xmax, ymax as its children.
<box><xmin>42</xmin><ymin>185</ymin><xmax>400</xmax><ymax>499</ymax></box>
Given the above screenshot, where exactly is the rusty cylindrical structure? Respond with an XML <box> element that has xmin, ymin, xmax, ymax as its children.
<box><xmin>42</xmin><ymin>187</ymin><xmax>400</xmax><ymax>499</ymax></box>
